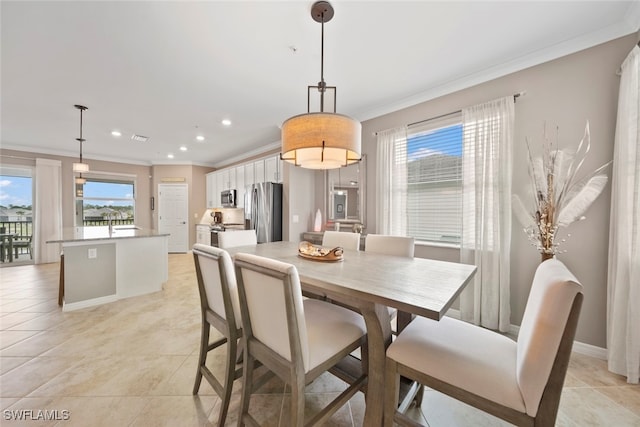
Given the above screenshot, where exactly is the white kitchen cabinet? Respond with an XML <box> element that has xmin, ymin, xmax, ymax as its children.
<box><xmin>264</xmin><ymin>155</ymin><xmax>282</xmax><ymax>183</ymax></box>
<box><xmin>254</xmin><ymin>159</ymin><xmax>265</xmax><ymax>184</ymax></box>
<box><xmin>220</xmin><ymin>170</ymin><xmax>229</xmax><ymax>190</ymax></box>
<box><xmin>216</xmin><ymin>172</ymin><xmax>224</xmax><ymax>206</ymax></box>
<box><xmin>228</xmin><ymin>168</ymin><xmax>236</xmax><ymax>190</ymax></box>
<box><xmin>235</xmin><ymin>165</ymin><xmax>245</xmax><ymax>208</ymax></box>
<box><xmin>206</xmin><ymin>172</ymin><xmax>216</xmax><ymax>208</ymax></box>
<box><xmin>196</xmin><ymin>224</ymin><xmax>210</xmax><ymax>245</ymax></box>
<box><xmin>245</xmin><ymin>162</ymin><xmax>255</xmax><ymax>187</ymax></box>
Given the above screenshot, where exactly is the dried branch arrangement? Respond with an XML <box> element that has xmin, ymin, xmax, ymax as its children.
<box><xmin>513</xmin><ymin>121</ymin><xmax>611</xmax><ymax>259</ymax></box>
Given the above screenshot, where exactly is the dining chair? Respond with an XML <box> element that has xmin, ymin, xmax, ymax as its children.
<box><xmin>234</xmin><ymin>252</ymin><xmax>368</xmax><ymax>426</ymax></box>
<box><xmin>364</xmin><ymin>234</ymin><xmax>415</xmax><ymax>333</ymax></box>
<box><xmin>322</xmin><ymin>231</ymin><xmax>361</xmax><ymax>251</ymax></box>
<box><xmin>384</xmin><ymin>259</ymin><xmax>584</xmax><ymax>427</ymax></box>
<box><xmin>192</xmin><ymin>243</ymin><xmax>243</xmax><ymax>427</ymax></box>
<box><xmin>217</xmin><ymin>229</ymin><xmax>257</xmax><ymax>249</ymax></box>
<box><xmin>13</xmin><ymin>235</ymin><xmax>32</xmax><ymax>259</ymax></box>
<box><xmin>364</xmin><ymin>234</ymin><xmax>415</xmax><ymax>258</ymax></box>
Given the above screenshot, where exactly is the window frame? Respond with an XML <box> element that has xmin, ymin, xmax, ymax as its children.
<box><xmin>73</xmin><ymin>171</ymin><xmax>137</xmax><ymax>227</ymax></box>
<box><xmin>402</xmin><ymin>112</ymin><xmax>463</xmax><ymax>247</ymax></box>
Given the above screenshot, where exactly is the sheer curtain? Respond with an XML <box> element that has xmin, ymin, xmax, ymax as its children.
<box><xmin>376</xmin><ymin>127</ymin><xmax>408</xmax><ymax>235</ymax></box>
<box><xmin>34</xmin><ymin>158</ymin><xmax>63</xmax><ymax>264</ymax></box>
<box><xmin>607</xmin><ymin>45</ymin><xmax>639</xmax><ymax>384</ymax></box>
<box><xmin>460</xmin><ymin>97</ymin><xmax>514</xmax><ymax>332</ymax></box>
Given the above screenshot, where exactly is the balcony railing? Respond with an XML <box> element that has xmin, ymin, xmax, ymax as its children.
<box><xmin>0</xmin><ymin>219</ymin><xmax>135</xmax><ymax>256</ymax></box>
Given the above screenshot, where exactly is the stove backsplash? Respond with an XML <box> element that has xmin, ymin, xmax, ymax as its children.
<box><xmin>199</xmin><ymin>208</ymin><xmax>245</xmax><ymax>225</ymax></box>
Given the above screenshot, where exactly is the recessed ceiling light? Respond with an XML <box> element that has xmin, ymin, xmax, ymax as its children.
<box><xmin>196</xmin><ymin>135</ymin><xmax>205</xmax><ymax>141</ymax></box>
<box><xmin>167</xmin><ymin>153</ymin><xmax>174</xmax><ymax>159</ymax></box>
<box><xmin>180</xmin><ymin>146</ymin><xmax>187</xmax><ymax>151</ymax></box>
<box><xmin>221</xmin><ymin>119</ymin><xmax>232</xmax><ymax>126</ymax></box>
<box><xmin>111</xmin><ymin>130</ymin><xmax>122</xmax><ymax>137</ymax></box>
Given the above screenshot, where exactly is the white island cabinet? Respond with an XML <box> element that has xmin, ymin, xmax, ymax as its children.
<box><xmin>47</xmin><ymin>226</ymin><xmax>169</xmax><ymax>312</ymax></box>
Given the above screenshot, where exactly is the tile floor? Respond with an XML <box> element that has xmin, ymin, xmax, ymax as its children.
<box><xmin>1</xmin><ymin>253</ymin><xmax>638</xmax><ymax>426</ymax></box>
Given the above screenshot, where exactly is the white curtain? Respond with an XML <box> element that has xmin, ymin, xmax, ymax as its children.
<box><xmin>460</xmin><ymin>97</ymin><xmax>514</xmax><ymax>332</ymax></box>
<box><xmin>607</xmin><ymin>45</ymin><xmax>640</xmax><ymax>384</ymax></box>
<box><xmin>34</xmin><ymin>158</ymin><xmax>63</xmax><ymax>264</ymax></box>
<box><xmin>376</xmin><ymin>127</ymin><xmax>408</xmax><ymax>235</ymax></box>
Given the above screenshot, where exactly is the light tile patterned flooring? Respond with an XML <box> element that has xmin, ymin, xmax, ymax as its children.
<box><xmin>1</xmin><ymin>253</ymin><xmax>638</xmax><ymax>426</ymax></box>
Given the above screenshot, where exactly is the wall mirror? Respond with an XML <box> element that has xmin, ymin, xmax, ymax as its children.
<box><xmin>325</xmin><ymin>155</ymin><xmax>366</xmax><ymax>227</ymax></box>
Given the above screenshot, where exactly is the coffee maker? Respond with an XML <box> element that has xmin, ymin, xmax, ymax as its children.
<box><xmin>212</xmin><ymin>211</ymin><xmax>223</xmax><ymax>225</ymax></box>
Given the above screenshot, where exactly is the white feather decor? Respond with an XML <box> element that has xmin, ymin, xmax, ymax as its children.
<box><xmin>515</xmin><ymin>121</ymin><xmax>611</xmax><ymax>258</ymax></box>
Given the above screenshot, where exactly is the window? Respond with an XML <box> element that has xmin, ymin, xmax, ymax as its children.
<box><xmin>404</xmin><ymin>113</ymin><xmax>463</xmax><ymax>244</ymax></box>
<box><xmin>75</xmin><ymin>175</ymin><xmax>135</xmax><ymax>226</ymax></box>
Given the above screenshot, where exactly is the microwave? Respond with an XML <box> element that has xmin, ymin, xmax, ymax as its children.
<box><xmin>221</xmin><ymin>189</ymin><xmax>236</xmax><ymax>207</ymax></box>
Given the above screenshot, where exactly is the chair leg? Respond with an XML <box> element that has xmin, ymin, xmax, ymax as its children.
<box><xmin>238</xmin><ymin>349</ymin><xmax>256</xmax><ymax>427</ymax></box>
<box><xmin>193</xmin><ymin>320</ymin><xmax>210</xmax><ymax>395</ymax></box>
<box><xmin>216</xmin><ymin>335</ymin><xmax>238</xmax><ymax>427</ymax></box>
<box><xmin>290</xmin><ymin>377</ymin><xmax>305</xmax><ymax>427</ymax></box>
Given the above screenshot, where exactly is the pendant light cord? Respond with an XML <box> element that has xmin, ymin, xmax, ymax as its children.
<box><xmin>319</xmin><ymin>11</ymin><xmax>326</xmax><ymax>112</ymax></box>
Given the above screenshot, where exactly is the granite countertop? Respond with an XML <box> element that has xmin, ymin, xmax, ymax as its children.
<box><xmin>46</xmin><ymin>226</ymin><xmax>170</xmax><ymax>243</ymax></box>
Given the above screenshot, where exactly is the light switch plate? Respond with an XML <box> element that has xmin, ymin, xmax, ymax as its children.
<box><xmin>88</xmin><ymin>248</ymin><xmax>97</xmax><ymax>259</ymax></box>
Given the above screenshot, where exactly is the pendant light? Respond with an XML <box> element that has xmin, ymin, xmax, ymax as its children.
<box><xmin>73</xmin><ymin>104</ymin><xmax>89</xmax><ymax>184</ymax></box>
<box><xmin>280</xmin><ymin>1</ymin><xmax>361</xmax><ymax>170</ymax></box>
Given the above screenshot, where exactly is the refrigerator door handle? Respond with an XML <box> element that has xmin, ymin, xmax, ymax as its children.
<box><xmin>252</xmin><ymin>187</ymin><xmax>258</xmax><ymax>232</ymax></box>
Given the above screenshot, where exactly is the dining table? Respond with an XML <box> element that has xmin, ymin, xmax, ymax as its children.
<box><xmin>0</xmin><ymin>233</ymin><xmax>18</xmax><ymax>263</ymax></box>
<box><xmin>224</xmin><ymin>240</ymin><xmax>477</xmax><ymax>426</ymax></box>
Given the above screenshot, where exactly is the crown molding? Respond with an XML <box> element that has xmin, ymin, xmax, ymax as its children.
<box><xmin>355</xmin><ymin>20</ymin><xmax>638</xmax><ymax>123</ymax></box>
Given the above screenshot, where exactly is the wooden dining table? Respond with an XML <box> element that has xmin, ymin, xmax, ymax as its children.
<box><xmin>224</xmin><ymin>240</ymin><xmax>476</xmax><ymax>426</ymax></box>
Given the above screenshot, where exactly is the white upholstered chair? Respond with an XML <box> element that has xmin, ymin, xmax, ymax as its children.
<box><xmin>191</xmin><ymin>244</ymin><xmax>243</xmax><ymax>426</ymax></box>
<box><xmin>384</xmin><ymin>259</ymin><xmax>584</xmax><ymax>427</ymax></box>
<box><xmin>217</xmin><ymin>229</ymin><xmax>257</xmax><ymax>249</ymax></box>
<box><xmin>234</xmin><ymin>252</ymin><xmax>368</xmax><ymax>426</ymax></box>
<box><xmin>365</xmin><ymin>233</ymin><xmax>415</xmax><ymax>258</ymax></box>
<box><xmin>322</xmin><ymin>231</ymin><xmax>361</xmax><ymax>251</ymax></box>
<box><xmin>365</xmin><ymin>234</ymin><xmax>415</xmax><ymax>332</ymax></box>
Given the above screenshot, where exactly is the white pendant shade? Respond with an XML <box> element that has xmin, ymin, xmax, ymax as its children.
<box><xmin>281</xmin><ymin>112</ymin><xmax>361</xmax><ymax>170</ymax></box>
<box><xmin>73</xmin><ymin>162</ymin><xmax>89</xmax><ymax>173</ymax></box>
<box><xmin>75</xmin><ymin>176</ymin><xmax>86</xmax><ymax>184</ymax></box>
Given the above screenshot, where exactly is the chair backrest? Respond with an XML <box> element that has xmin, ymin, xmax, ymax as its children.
<box><xmin>192</xmin><ymin>243</ymin><xmax>242</xmax><ymax>330</ymax></box>
<box><xmin>218</xmin><ymin>230</ymin><xmax>258</xmax><ymax>249</ymax></box>
<box><xmin>365</xmin><ymin>234</ymin><xmax>415</xmax><ymax>258</ymax></box>
<box><xmin>322</xmin><ymin>231</ymin><xmax>360</xmax><ymax>251</ymax></box>
<box><xmin>516</xmin><ymin>259</ymin><xmax>583</xmax><ymax>417</ymax></box>
<box><xmin>234</xmin><ymin>253</ymin><xmax>310</xmax><ymax>371</ymax></box>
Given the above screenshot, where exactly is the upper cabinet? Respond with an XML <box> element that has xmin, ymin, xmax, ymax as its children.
<box><xmin>206</xmin><ymin>172</ymin><xmax>216</xmax><ymax>208</ymax></box>
<box><xmin>235</xmin><ymin>165</ymin><xmax>245</xmax><ymax>208</ymax></box>
<box><xmin>254</xmin><ymin>159</ymin><xmax>265</xmax><ymax>184</ymax></box>
<box><xmin>205</xmin><ymin>154</ymin><xmax>283</xmax><ymax>209</ymax></box>
<box><xmin>245</xmin><ymin>162</ymin><xmax>255</xmax><ymax>187</ymax></box>
<box><xmin>265</xmin><ymin>155</ymin><xmax>282</xmax><ymax>183</ymax></box>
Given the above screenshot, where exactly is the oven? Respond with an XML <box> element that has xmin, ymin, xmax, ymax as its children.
<box><xmin>210</xmin><ymin>225</ymin><xmax>224</xmax><ymax>247</ymax></box>
<box><xmin>210</xmin><ymin>223</ymin><xmax>245</xmax><ymax>247</ymax></box>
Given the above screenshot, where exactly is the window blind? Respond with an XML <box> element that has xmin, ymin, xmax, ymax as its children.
<box><xmin>404</xmin><ymin>112</ymin><xmax>463</xmax><ymax>244</ymax></box>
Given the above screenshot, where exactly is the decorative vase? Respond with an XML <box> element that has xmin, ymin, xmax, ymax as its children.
<box><xmin>541</xmin><ymin>252</ymin><xmax>554</xmax><ymax>262</ymax></box>
<box><xmin>313</xmin><ymin>209</ymin><xmax>322</xmax><ymax>232</ymax></box>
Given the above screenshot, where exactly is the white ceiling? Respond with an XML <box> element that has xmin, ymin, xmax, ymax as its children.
<box><xmin>1</xmin><ymin>1</ymin><xmax>638</xmax><ymax>167</ymax></box>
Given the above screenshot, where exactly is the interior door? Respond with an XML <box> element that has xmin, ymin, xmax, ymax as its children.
<box><xmin>158</xmin><ymin>184</ymin><xmax>189</xmax><ymax>253</ymax></box>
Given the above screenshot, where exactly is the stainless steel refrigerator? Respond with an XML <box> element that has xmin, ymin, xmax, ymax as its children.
<box><xmin>244</xmin><ymin>182</ymin><xmax>283</xmax><ymax>243</ymax></box>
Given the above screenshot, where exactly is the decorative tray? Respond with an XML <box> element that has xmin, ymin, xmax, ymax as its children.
<box><xmin>298</xmin><ymin>241</ymin><xmax>344</xmax><ymax>262</ymax></box>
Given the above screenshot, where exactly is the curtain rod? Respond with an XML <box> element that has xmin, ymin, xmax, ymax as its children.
<box><xmin>374</xmin><ymin>91</ymin><xmax>525</xmax><ymax>136</ymax></box>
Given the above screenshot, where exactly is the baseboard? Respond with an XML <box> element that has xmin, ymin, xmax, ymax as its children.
<box><xmin>444</xmin><ymin>308</ymin><xmax>608</xmax><ymax>360</ymax></box>
<box><xmin>572</xmin><ymin>341</ymin><xmax>608</xmax><ymax>360</ymax></box>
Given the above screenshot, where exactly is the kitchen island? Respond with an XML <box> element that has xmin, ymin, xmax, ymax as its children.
<box><xmin>47</xmin><ymin>226</ymin><xmax>170</xmax><ymax>311</ymax></box>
